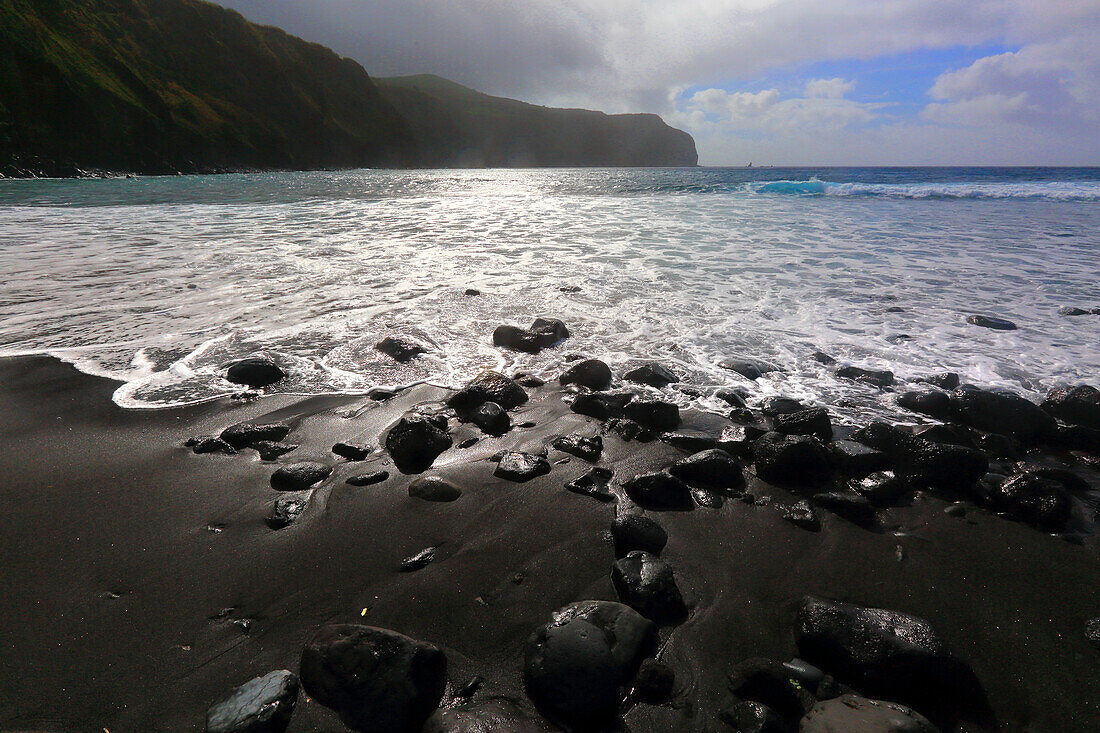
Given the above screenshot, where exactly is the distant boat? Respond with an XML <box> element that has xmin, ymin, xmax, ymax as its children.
<box><xmin>747</xmin><ymin>162</ymin><xmax>753</xmax><ymax>167</ymax></box>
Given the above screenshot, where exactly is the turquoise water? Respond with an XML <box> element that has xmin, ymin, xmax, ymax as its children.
<box><xmin>0</xmin><ymin>167</ymin><xmax>1097</xmax><ymax>420</ymax></box>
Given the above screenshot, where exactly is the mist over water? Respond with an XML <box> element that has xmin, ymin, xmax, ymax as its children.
<box><xmin>1</xmin><ymin>167</ymin><xmax>1097</xmax><ymax>421</ymax></box>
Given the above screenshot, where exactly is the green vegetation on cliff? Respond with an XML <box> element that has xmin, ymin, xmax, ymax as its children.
<box><xmin>0</xmin><ymin>0</ymin><xmax>415</xmax><ymax>174</ymax></box>
<box><xmin>0</xmin><ymin>0</ymin><xmax>697</xmax><ymax>175</ymax></box>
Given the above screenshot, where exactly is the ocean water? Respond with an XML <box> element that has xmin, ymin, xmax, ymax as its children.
<box><xmin>1</xmin><ymin>167</ymin><xmax>1098</xmax><ymax>423</ymax></box>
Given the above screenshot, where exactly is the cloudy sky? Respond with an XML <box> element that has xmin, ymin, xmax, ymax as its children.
<box><xmin>218</xmin><ymin>0</ymin><xmax>1100</xmax><ymax>166</ymax></box>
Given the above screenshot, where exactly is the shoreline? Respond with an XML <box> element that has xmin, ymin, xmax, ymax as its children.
<box><xmin>0</xmin><ymin>353</ymin><xmax>1098</xmax><ymax>731</ymax></box>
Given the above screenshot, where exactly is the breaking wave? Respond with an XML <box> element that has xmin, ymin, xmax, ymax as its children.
<box><xmin>752</xmin><ymin>178</ymin><xmax>1100</xmax><ymax>201</ymax></box>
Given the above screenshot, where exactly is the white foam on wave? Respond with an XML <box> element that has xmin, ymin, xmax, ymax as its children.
<box><xmin>3</xmin><ymin>168</ymin><xmax>1099</xmax><ymax>421</ymax></box>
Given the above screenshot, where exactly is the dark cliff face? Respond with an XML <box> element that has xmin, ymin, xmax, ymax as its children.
<box><xmin>377</xmin><ymin>74</ymin><xmax>699</xmax><ymax>168</ymax></box>
<box><xmin>0</xmin><ymin>0</ymin><xmax>417</xmax><ymax>175</ymax></box>
<box><xmin>0</xmin><ymin>1</ymin><xmax>698</xmax><ymax>176</ymax></box>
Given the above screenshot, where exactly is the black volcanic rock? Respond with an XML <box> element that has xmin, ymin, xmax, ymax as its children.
<box><xmin>266</xmin><ymin>496</ymin><xmax>307</xmax><ymax>530</ymax></box>
<box><xmin>625</xmin><ymin>363</ymin><xmax>680</xmax><ymax>388</ymax></box>
<box><xmin>966</xmin><ymin>314</ymin><xmax>1017</xmax><ymax>330</ymax></box>
<box><xmin>623</xmin><ymin>399</ymin><xmax>680</xmax><ymax>431</ymax></box>
<box><xmin>836</xmin><ymin>366</ymin><xmax>895</xmax><ymax>388</ymax></box>
<box><xmin>922</xmin><ymin>372</ymin><xmax>961</xmax><ymax>390</ymax></box>
<box><xmin>559</xmin><ymin>359</ymin><xmax>613</xmax><ymax>391</ymax></box>
<box><xmin>188</xmin><ymin>436</ymin><xmax>237</xmax><ymax>455</ymax></box>
<box><xmin>375</xmin><ymin>337</ymin><xmax>427</xmax><ymax>363</ymax></box>
<box><xmin>611</xmin><ymin>551</ymin><xmax>687</xmax><ymax>624</ymax></box>
<box><xmin>408</xmin><ymin>476</ymin><xmax>462</xmax><ymax>502</ymax></box>
<box><xmin>780</xmin><ymin>500</ymin><xmax>821</xmax><ymax>531</ymax></box>
<box><xmin>385</xmin><ymin>416</ymin><xmax>453</xmax><ymax>474</ymax></box>
<box><xmin>492</xmin><ymin>325</ymin><xmax>542</xmax><ymax>354</ymax></box>
<box><xmin>800</xmin><ymin>695</ymin><xmax>938</xmax><ymax>733</ymax></box>
<box><xmin>753</xmin><ymin>433</ymin><xmax>832</xmax><ymax>487</ymax></box>
<box><xmin>270</xmin><ymin>462</ymin><xmax>331</xmax><ymax>491</ymax></box>
<box><xmin>828</xmin><ymin>440</ymin><xmax>889</xmax><ymax>478</ymax></box>
<box><xmin>726</xmin><ymin>658</ymin><xmax>814</xmax><ymax>721</ymax></box>
<box><xmin>252</xmin><ymin>441</ymin><xmax>298</xmax><ymax>461</ymax></box>
<box><xmin>565</xmin><ymin>467</ymin><xmax>615</xmax><ymax>501</ymax></box>
<box><xmin>495</xmin><ymin>452</ymin><xmax>551</xmax><ymax>482</ymax></box>
<box><xmin>758</xmin><ymin>396</ymin><xmax>805</xmax><ymax>416</ymax></box>
<box><xmin>300</xmin><ymin>624</ymin><xmax>446</xmax><ymax>733</ymax></box>
<box><xmin>623</xmin><ymin>472</ymin><xmax>693</xmax><ymax>510</ymax></box>
<box><xmin>772</xmin><ymin>407</ymin><xmax>833</xmax><ymax>442</ymax></box>
<box><xmin>897</xmin><ymin>389</ymin><xmax>954</xmax><ymax>420</ymax></box>
<box><xmin>1041</xmin><ymin>385</ymin><xmax>1100</xmax><ymax>429</ymax></box>
<box><xmin>813</xmin><ymin>491</ymin><xmax>876</xmax><ymax>528</ymax></box>
<box><xmin>611</xmin><ymin>514</ymin><xmax>668</xmax><ymax>557</ymax></box>
<box><xmin>220</xmin><ymin>422</ymin><xmax>291</xmax><ymax>449</ymax></box>
<box><xmin>332</xmin><ymin>442</ymin><xmax>372</xmax><ymax>461</ymax></box>
<box><xmin>226</xmin><ymin>358</ymin><xmax>285</xmax><ymax>388</ymax></box>
<box><xmin>851</xmin><ymin>422</ymin><xmax>987</xmax><ymax>491</ymax></box>
<box><xmin>719</xmin><ymin>358</ymin><xmax>779</xmax><ymax>380</ymax></box>
<box><xmin>523</xmin><ymin>601</ymin><xmax>655</xmax><ymax>730</ymax></box>
<box><xmin>632</xmin><ymin>659</ymin><xmax>675</xmax><ymax>703</ymax></box>
<box><xmin>795</xmin><ymin>596</ymin><xmax>983</xmax><ymax>727</ymax></box>
<box><xmin>661</xmin><ymin>430</ymin><xmax>718</xmax><ymax>453</ymax></box>
<box><xmin>716</xmin><ymin>701</ymin><xmax>788</xmax><ymax>733</ymax></box>
<box><xmin>470</xmin><ymin>402</ymin><xmax>510</xmax><ymax>436</ymax></box>
<box><xmin>552</xmin><ymin>433</ymin><xmax>603</xmax><ymax>462</ymax></box>
<box><xmin>206</xmin><ymin>669</ymin><xmax>299</xmax><ymax>733</ymax></box>
<box><xmin>347</xmin><ymin>471</ymin><xmax>389</xmax><ymax>487</ymax></box>
<box><xmin>951</xmin><ymin>385</ymin><xmax>1056</xmax><ymax>443</ymax></box>
<box><xmin>530</xmin><ymin>318</ymin><xmax>570</xmax><ymax>348</ymax></box>
<box><xmin>447</xmin><ymin>371</ymin><xmax>528</xmax><ymax>412</ymax></box>
<box><xmin>717</xmin><ymin>424</ymin><xmax>766</xmax><ymax>457</ymax></box>
<box><xmin>670</xmin><ymin>449</ymin><xmax>745</xmax><ymax>490</ymax></box>
<box><xmin>570</xmin><ymin>391</ymin><xmax>633</xmax><ymax>421</ymax></box>
<box><xmin>986</xmin><ymin>473</ymin><xmax>1072</xmax><ymax>530</ymax></box>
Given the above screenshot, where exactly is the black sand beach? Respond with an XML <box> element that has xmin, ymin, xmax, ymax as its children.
<box><xmin>0</xmin><ymin>354</ymin><xmax>1098</xmax><ymax>731</ymax></box>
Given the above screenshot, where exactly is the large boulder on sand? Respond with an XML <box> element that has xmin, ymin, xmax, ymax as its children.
<box><xmin>524</xmin><ymin>601</ymin><xmax>654</xmax><ymax>729</ymax></box>
<box><xmin>300</xmin><ymin>625</ymin><xmax>446</xmax><ymax>733</ymax></box>
<box><xmin>795</xmin><ymin>596</ymin><xmax>983</xmax><ymax>727</ymax></box>
<box><xmin>950</xmin><ymin>385</ymin><xmax>1056</xmax><ymax>443</ymax></box>
<box><xmin>1041</xmin><ymin>385</ymin><xmax>1100</xmax><ymax>429</ymax></box>
<box><xmin>385</xmin><ymin>416</ymin><xmax>453</xmax><ymax>474</ymax></box>
<box><xmin>447</xmin><ymin>371</ymin><xmax>528</xmax><ymax>412</ymax></box>
<box><xmin>669</xmin><ymin>449</ymin><xmax>744</xmax><ymax>490</ymax></box>
<box><xmin>851</xmin><ymin>423</ymin><xmax>987</xmax><ymax>491</ymax></box>
<box><xmin>611</xmin><ymin>550</ymin><xmax>687</xmax><ymax>624</ymax></box>
<box><xmin>753</xmin><ymin>433</ymin><xmax>832</xmax><ymax>487</ymax></box>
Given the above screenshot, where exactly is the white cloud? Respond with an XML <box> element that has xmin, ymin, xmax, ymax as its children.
<box><xmin>804</xmin><ymin>78</ymin><xmax>856</xmax><ymax>99</ymax></box>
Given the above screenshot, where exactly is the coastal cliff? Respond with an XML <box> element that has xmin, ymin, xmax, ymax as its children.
<box><xmin>0</xmin><ymin>0</ymin><xmax>698</xmax><ymax>176</ymax></box>
<box><xmin>377</xmin><ymin>74</ymin><xmax>699</xmax><ymax>168</ymax></box>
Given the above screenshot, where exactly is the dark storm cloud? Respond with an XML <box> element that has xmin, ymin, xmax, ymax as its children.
<box><xmin>216</xmin><ymin>0</ymin><xmax>607</xmax><ymax>101</ymax></box>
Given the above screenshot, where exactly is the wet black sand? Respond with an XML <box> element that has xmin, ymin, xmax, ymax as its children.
<box><xmin>0</xmin><ymin>355</ymin><xmax>1098</xmax><ymax>731</ymax></box>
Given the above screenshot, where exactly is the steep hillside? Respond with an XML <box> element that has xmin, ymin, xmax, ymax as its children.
<box><xmin>0</xmin><ymin>0</ymin><xmax>416</xmax><ymax>175</ymax></box>
<box><xmin>0</xmin><ymin>1</ymin><xmax>698</xmax><ymax>175</ymax></box>
<box><xmin>377</xmin><ymin>74</ymin><xmax>699</xmax><ymax>168</ymax></box>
